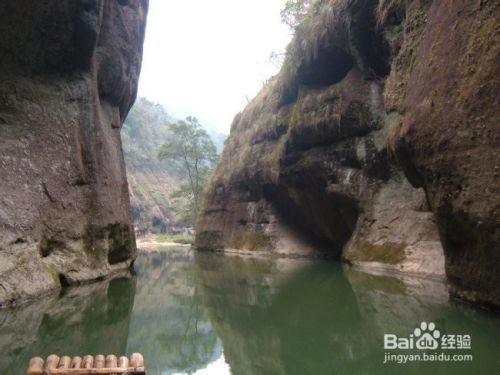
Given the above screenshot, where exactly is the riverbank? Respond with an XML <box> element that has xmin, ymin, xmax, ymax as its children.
<box><xmin>136</xmin><ymin>233</ymin><xmax>194</xmax><ymax>251</ymax></box>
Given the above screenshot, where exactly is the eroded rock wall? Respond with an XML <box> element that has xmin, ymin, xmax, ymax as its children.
<box><xmin>390</xmin><ymin>0</ymin><xmax>500</xmax><ymax>308</ymax></box>
<box><xmin>196</xmin><ymin>0</ymin><xmax>499</xmax><ymax>308</ymax></box>
<box><xmin>0</xmin><ymin>0</ymin><xmax>148</xmax><ymax>306</ymax></box>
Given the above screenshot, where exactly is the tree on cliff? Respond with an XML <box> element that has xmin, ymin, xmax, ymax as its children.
<box><xmin>158</xmin><ymin>117</ymin><xmax>218</xmax><ymax>224</ymax></box>
<box><xmin>271</xmin><ymin>0</ymin><xmax>316</xmax><ymax>68</ymax></box>
<box><xmin>280</xmin><ymin>0</ymin><xmax>313</xmax><ymax>30</ymax></box>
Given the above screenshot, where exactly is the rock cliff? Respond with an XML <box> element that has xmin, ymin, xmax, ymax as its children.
<box><xmin>196</xmin><ymin>0</ymin><xmax>499</xmax><ymax>309</ymax></box>
<box><xmin>0</xmin><ymin>0</ymin><xmax>148</xmax><ymax>306</ymax></box>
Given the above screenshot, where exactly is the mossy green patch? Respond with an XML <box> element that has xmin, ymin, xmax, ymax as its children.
<box><xmin>230</xmin><ymin>232</ymin><xmax>272</xmax><ymax>251</ymax></box>
<box><xmin>51</xmin><ymin>271</ymin><xmax>61</xmax><ymax>287</ymax></box>
<box><xmin>290</xmin><ymin>100</ymin><xmax>302</xmax><ymax>128</ymax></box>
<box><xmin>349</xmin><ymin>241</ymin><xmax>406</xmax><ymax>264</ymax></box>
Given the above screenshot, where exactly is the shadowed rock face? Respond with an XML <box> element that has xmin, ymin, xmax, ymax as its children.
<box><xmin>0</xmin><ymin>0</ymin><xmax>148</xmax><ymax>306</ymax></box>
<box><xmin>391</xmin><ymin>0</ymin><xmax>500</xmax><ymax>309</ymax></box>
<box><xmin>196</xmin><ymin>0</ymin><xmax>499</xmax><ymax>309</ymax></box>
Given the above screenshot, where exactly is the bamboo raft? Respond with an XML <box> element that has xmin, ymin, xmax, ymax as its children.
<box><xmin>26</xmin><ymin>353</ymin><xmax>146</xmax><ymax>374</ymax></box>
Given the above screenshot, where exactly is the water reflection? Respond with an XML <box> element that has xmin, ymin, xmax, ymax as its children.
<box><xmin>126</xmin><ymin>249</ymin><xmax>223</xmax><ymax>374</ymax></box>
<box><xmin>0</xmin><ymin>275</ymin><xmax>135</xmax><ymax>375</ymax></box>
<box><xmin>194</xmin><ymin>253</ymin><xmax>369</xmax><ymax>374</ymax></box>
<box><xmin>0</xmin><ymin>248</ymin><xmax>498</xmax><ymax>374</ymax></box>
<box><xmin>194</xmin><ymin>252</ymin><xmax>500</xmax><ymax>375</ymax></box>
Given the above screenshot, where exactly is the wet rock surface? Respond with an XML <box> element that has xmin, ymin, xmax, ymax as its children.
<box><xmin>0</xmin><ymin>0</ymin><xmax>148</xmax><ymax>306</ymax></box>
<box><xmin>196</xmin><ymin>0</ymin><xmax>499</xmax><ymax>308</ymax></box>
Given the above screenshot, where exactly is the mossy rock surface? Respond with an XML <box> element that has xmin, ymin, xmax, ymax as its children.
<box><xmin>347</xmin><ymin>242</ymin><xmax>407</xmax><ymax>265</ymax></box>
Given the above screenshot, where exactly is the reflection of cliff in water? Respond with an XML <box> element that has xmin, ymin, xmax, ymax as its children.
<box><xmin>0</xmin><ymin>275</ymin><xmax>136</xmax><ymax>375</ymax></box>
<box><xmin>2</xmin><ymin>248</ymin><xmax>497</xmax><ymax>374</ymax></box>
<box><xmin>345</xmin><ymin>267</ymin><xmax>450</xmax><ymax>336</ymax></box>
<box><xmin>345</xmin><ymin>267</ymin><xmax>500</xmax><ymax>374</ymax></box>
<box><xmin>126</xmin><ymin>250</ymin><xmax>222</xmax><ymax>375</ymax></box>
<box><xmin>194</xmin><ymin>252</ymin><xmax>371</xmax><ymax>375</ymax></box>
<box><xmin>195</xmin><ymin>253</ymin><xmax>500</xmax><ymax>375</ymax></box>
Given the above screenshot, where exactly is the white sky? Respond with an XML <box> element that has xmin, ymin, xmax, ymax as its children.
<box><xmin>137</xmin><ymin>0</ymin><xmax>291</xmax><ymax>134</ymax></box>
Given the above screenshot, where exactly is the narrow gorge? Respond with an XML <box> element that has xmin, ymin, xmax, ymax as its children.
<box><xmin>196</xmin><ymin>0</ymin><xmax>499</xmax><ymax>310</ymax></box>
<box><xmin>1</xmin><ymin>1</ymin><xmax>499</xmax><ymax>373</ymax></box>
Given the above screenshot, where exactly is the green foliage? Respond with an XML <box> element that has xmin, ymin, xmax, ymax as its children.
<box><xmin>167</xmin><ymin>183</ymin><xmax>196</xmax><ymax>226</ymax></box>
<box><xmin>271</xmin><ymin>0</ymin><xmax>319</xmax><ymax>70</ymax></box>
<box><xmin>280</xmin><ymin>0</ymin><xmax>313</xmax><ymax>30</ymax></box>
<box><xmin>123</xmin><ymin>98</ymin><xmax>224</xmax><ymax>230</ymax></box>
<box><xmin>158</xmin><ymin>117</ymin><xmax>219</xmax><ymax>224</ymax></box>
<box><xmin>123</xmin><ymin>98</ymin><xmax>178</xmax><ymax>232</ymax></box>
<box><xmin>122</xmin><ymin>98</ymin><xmax>175</xmax><ymax>170</ymax></box>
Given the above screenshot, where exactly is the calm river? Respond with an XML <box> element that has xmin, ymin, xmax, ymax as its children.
<box><xmin>0</xmin><ymin>246</ymin><xmax>498</xmax><ymax>374</ymax></box>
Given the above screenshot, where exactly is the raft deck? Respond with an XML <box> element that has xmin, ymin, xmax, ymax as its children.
<box><xmin>26</xmin><ymin>353</ymin><xmax>146</xmax><ymax>374</ymax></box>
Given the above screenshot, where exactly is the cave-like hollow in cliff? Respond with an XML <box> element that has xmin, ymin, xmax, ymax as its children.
<box><xmin>259</xmin><ymin>2</ymin><xmax>393</xmax><ymax>259</ymax></box>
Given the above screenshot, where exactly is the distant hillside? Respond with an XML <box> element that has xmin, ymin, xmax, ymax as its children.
<box><xmin>123</xmin><ymin>98</ymin><xmax>226</xmax><ymax>234</ymax></box>
<box><xmin>122</xmin><ymin>98</ymin><xmax>177</xmax><ymax>234</ymax></box>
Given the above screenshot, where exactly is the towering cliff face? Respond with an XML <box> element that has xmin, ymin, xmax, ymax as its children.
<box><xmin>0</xmin><ymin>0</ymin><xmax>148</xmax><ymax>306</ymax></box>
<box><xmin>390</xmin><ymin>1</ymin><xmax>500</xmax><ymax>309</ymax></box>
<box><xmin>196</xmin><ymin>0</ymin><xmax>499</xmax><ymax>309</ymax></box>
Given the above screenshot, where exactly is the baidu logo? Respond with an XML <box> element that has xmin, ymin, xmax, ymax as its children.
<box><xmin>384</xmin><ymin>321</ymin><xmax>471</xmax><ymax>351</ymax></box>
<box><xmin>414</xmin><ymin>321</ymin><xmax>440</xmax><ymax>350</ymax></box>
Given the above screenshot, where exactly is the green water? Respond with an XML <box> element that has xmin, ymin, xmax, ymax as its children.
<box><xmin>0</xmin><ymin>247</ymin><xmax>498</xmax><ymax>374</ymax></box>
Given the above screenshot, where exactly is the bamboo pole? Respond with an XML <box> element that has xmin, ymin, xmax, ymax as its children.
<box><xmin>71</xmin><ymin>357</ymin><xmax>82</xmax><ymax>369</ymax></box>
<box><xmin>45</xmin><ymin>355</ymin><xmax>60</xmax><ymax>371</ymax></box>
<box><xmin>130</xmin><ymin>353</ymin><xmax>144</xmax><ymax>367</ymax></box>
<box><xmin>26</xmin><ymin>357</ymin><xmax>44</xmax><ymax>375</ymax></box>
<box><xmin>82</xmin><ymin>355</ymin><xmax>94</xmax><ymax>369</ymax></box>
<box><xmin>105</xmin><ymin>355</ymin><xmax>117</xmax><ymax>375</ymax></box>
<box><xmin>58</xmin><ymin>356</ymin><xmax>71</xmax><ymax>369</ymax></box>
<box><xmin>27</xmin><ymin>354</ymin><xmax>146</xmax><ymax>375</ymax></box>
<box><xmin>94</xmin><ymin>355</ymin><xmax>105</xmax><ymax>369</ymax></box>
<box><xmin>42</xmin><ymin>367</ymin><xmax>146</xmax><ymax>374</ymax></box>
<box><xmin>117</xmin><ymin>356</ymin><xmax>129</xmax><ymax>369</ymax></box>
<box><xmin>105</xmin><ymin>355</ymin><xmax>117</xmax><ymax>368</ymax></box>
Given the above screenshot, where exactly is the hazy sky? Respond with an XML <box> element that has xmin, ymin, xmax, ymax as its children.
<box><xmin>137</xmin><ymin>0</ymin><xmax>291</xmax><ymax>134</ymax></box>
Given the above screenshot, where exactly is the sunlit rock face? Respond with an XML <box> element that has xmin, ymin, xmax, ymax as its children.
<box><xmin>0</xmin><ymin>0</ymin><xmax>148</xmax><ymax>306</ymax></box>
<box><xmin>196</xmin><ymin>0</ymin><xmax>499</xmax><ymax>309</ymax></box>
<box><xmin>196</xmin><ymin>2</ymin><xmax>443</xmax><ymax>276</ymax></box>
